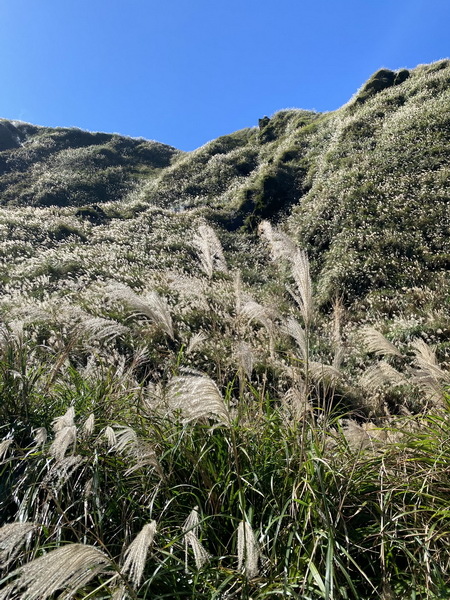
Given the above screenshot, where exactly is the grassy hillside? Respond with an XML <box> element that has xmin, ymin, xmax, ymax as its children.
<box><xmin>0</xmin><ymin>61</ymin><xmax>450</xmax><ymax>598</ymax></box>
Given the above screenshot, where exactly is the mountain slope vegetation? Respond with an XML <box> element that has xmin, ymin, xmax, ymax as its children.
<box><xmin>0</xmin><ymin>60</ymin><xmax>450</xmax><ymax>598</ymax></box>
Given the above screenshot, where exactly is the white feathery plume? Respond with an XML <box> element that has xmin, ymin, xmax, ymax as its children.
<box><xmin>240</xmin><ymin>300</ymin><xmax>277</xmax><ymax>357</ymax></box>
<box><xmin>359</xmin><ymin>361</ymin><xmax>407</xmax><ymax>391</ymax></box>
<box><xmin>182</xmin><ymin>507</ymin><xmax>209</xmax><ymax>571</ymax></box>
<box><xmin>411</xmin><ymin>338</ymin><xmax>448</xmax><ymax>381</ymax></box>
<box><xmin>124</xmin><ymin>442</ymin><xmax>163</xmax><ymax>478</ymax></box>
<box><xmin>113</xmin><ymin>426</ymin><xmax>138</xmax><ymax>453</ymax></box>
<box><xmin>121</xmin><ymin>521</ymin><xmax>157</xmax><ymax>588</ymax></box>
<box><xmin>111</xmin><ymin>581</ymin><xmax>129</xmax><ymax>600</ymax></box>
<box><xmin>82</xmin><ymin>413</ymin><xmax>95</xmax><ymax>437</ymax></box>
<box><xmin>284</xmin><ymin>384</ymin><xmax>311</xmax><ymax>420</ymax></box>
<box><xmin>237</xmin><ymin>521</ymin><xmax>260</xmax><ymax>579</ymax></box>
<box><xmin>103</xmin><ymin>426</ymin><xmax>117</xmax><ymax>448</ymax></box>
<box><xmin>193</xmin><ymin>223</ymin><xmax>228</xmax><ymax>278</ymax></box>
<box><xmin>0</xmin><ymin>543</ymin><xmax>112</xmax><ymax>600</ymax></box>
<box><xmin>76</xmin><ymin>316</ymin><xmax>128</xmax><ymax>346</ymax></box>
<box><xmin>290</xmin><ymin>249</ymin><xmax>313</xmax><ymax>327</ymax></box>
<box><xmin>235</xmin><ymin>342</ymin><xmax>254</xmax><ymax>380</ymax></box>
<box><xmin>309</xmin><ymin>361</ymin><xmax>341</xmax><ymax>384</ymax></box>
<box><xmin>186</xmin><ymin>331</ymin><xmax>208</xmax><ymax>355</ymax></box>
<box><xmin>258</xmin><ymin>220</ymin><xmax>296</xmax><ymax>261</ymax></box>
<box><xmin>167</xmin><ymin>375</ymin><xmax>230</xmax><ymax>425</ymax></box>
<box><xmin>106</xmin><ymin>283</ymin><xmax>174</xmax><ymax>339</ymax></box>
<box><xmin>0</xmin><ymin>439</ymin><xmax>13</xmax><ymax>462</ymax></box>
<box><xmin>52</xmin><ymin>407</ymin><xmax>75</xmax><ymax>433</ymax></box>
<box><xmin>49</xmin><ymin>426</ymin><xmax>77</xmax><ymax>461</ymax></box>
<box><xmin>410</xmin><ymin>339</ymin><xmax>449</xmax><ymax>402</ymax></box>
<box><xmin>113</xmin><ymin>427</ymin><xmax>163</xmax><ymax>478</ymax></box>
<box><xmin>47</xmin><ymin>455</ymin><xmax>85</xmax><ymax>491</ymax></box>
<box><xmin>360</xmin><ymin>327</ymin><xmax>402</xmax><ymax>357</ymax></box>
<box><xmin>32</xmin><ymin>427</ymin><xmax>47</xmax><ymax>447</ymax></box>
<box><xmin>283</xmin><ymin>316</ymin><xmax>307</xmax><ymax>360</ymax></box>
<box><xmin>0</xmin><ymin>521</ymin><xmax>38</xmax><ymax>569</ymax></box>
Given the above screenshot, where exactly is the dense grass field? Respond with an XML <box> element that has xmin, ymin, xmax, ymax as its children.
<box><xmin>0</xmin><ymin>60</ymin><xmax>450</xmax><ymax>598</ymax></box>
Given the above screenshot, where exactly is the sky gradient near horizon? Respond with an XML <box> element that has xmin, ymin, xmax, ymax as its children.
<box><xmin>0</xmin><ymin>0</ymin><xmax>449</xmax><ymax>151</ymax></box>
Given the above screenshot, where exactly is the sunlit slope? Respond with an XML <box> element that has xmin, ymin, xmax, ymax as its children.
<box><xmin>0</xmin><ymin>59</ymin><xmax>449</xmax><ymax>310</ymax></box>
<box><xmin>286</xmin><ymin>60</ymin><xmax>450</xmax><ymax>306</ymax></box>
<box><xmin>0</xmin><ymin>120</ymin><xmax>180</xmax><ymax>207</ymax></box>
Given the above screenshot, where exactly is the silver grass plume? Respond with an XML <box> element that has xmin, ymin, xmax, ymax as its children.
<box><xmin>237</xmin><ymin>521</ymin><xmax>260</xmax><ymax>579</ymax></box>
<box><xmin>82</xmin><ymin>413</ymin><xmax>95</xmax><ymax>437</ymax></box>
<box><xmin>360</xmin><ymin>327</ymin><xmax>402</xmax><ymax>357</ymax></box>
<box><xmin>182</xmin><ymin>507</ymin><xmax>209</xmax><ymax>571</ymax></box>
<box><xmin>0</xmin><ymin>521</ymin><xmax>39</xmax><ymax>569</ymax></box>
<box><xmin>290</xmin><ymin>250</ymin><xmax>313</xmax><ymax>327</ymax></box>
<box><xmin>186</xmin><ymin>331</ymin><xmax>208</xmax><ymax>355</ymax></box>
<box><xmin>111</xmin><ymin>581</ymin><xmax>129</xmax><ymax>600</ymax></box>
<box><xmin>411</xmin><ymin>338</ymin><xmax>449</xmax><ymax>401</ymax></box>
<box><xmin>76</xmin><ymin>316</ymin><xmax>129</xmax><ymax>347</ymax></box>
<box><xmin>106</xmin><ymin>283</ymin><xmax>174</xmax><ymax>339</ymax></box>
<box><xmin>52</xmin><ymin>406</ymin><xmax>75</xmax><ymax>433</ymax></box>
<box><xmin>41</xmin><ymin>456</ymin><xmax>85</xmax><ymax>491</ymax></box>
<box><xmin>49</xmin><ymin>426</ymin><xmax>77</xmax><ymax>461</ymax></box>
<box><xmin>359</xmin><ymin>361</ymin><xmax>407</xmax><ymax>391</ymax></box>
<box><xmin>193</xmin><ymin>223</ymin><xmax>228</xmax><ymax>278</ymax></box>
<box><xmin>258</xmin><ymin>220</ymin><xmax>296</xmax><ymax>261</ymax></box>
<box><xmin>240</xmin><ymin>301</ymin><xmax>277</xmax><ymax>358</ymax></box>
<box><xmin>167</xmin><ymin>375</ymin><xmax>230</xmax><ymax>425</ymax></box>
<box><xmin>235</xmin><ymin>341</ymin><xmax>254</xmax><ymax>380</ymax></box>
<box><xmin>121</xmin><ymin>521</ymin><xmax>157</xmax><ymax>588</ymax></box>
<box><xmin>0</xmin><ymin>543</ymin><xmax>112</xmax><ymax>600</ymax></box>
<box><xmin>411</xmin><ymin>338</ymin><xmax>448</xmax><ymax>381</ymax></box>
<box><xmin>102</xmin><ymin>426</ymin><xmax>117</xmax><ymax>448</ymax></box>
<box><xmin>113</xmin><ymin>427</ymin><xmax>163</xmax><ymax>478</ymax></box>
<box><xmin>283</xmin><ymin>316</ymin><xmax>307</xmax><ymax>360</ymax></box>
<box><xmin>0</xmin><ymin>439</ymin><xmax>13</xmax><ymax>462</ymax></box>
<box><xmin>309</xmin><ymin>361</ymin><xmax>341</xmax><ymax>384</ymax></box>
<box><xmin>282</xmin><ymin>385</ymin><xmax>311</xmax><ymax>420</ymax></box>
<box><xmin>32</xmin><ymin>427</ymin><xmax>47</xmax><ymax>447</ymax></box>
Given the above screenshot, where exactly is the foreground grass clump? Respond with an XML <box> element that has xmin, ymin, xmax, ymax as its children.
<box><xmin>1</xmin><ymin>360</ymin><xmax>450</xmax><ymax>598</ymax></box>
<box><xmin>0</xmin><ymin>224</ymin><xmax>449</xmax><ymax>599</ymax></box>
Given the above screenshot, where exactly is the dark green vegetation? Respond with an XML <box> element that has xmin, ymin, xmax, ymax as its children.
<box><xmin>0</xmin><ymin>60</ymin><xmax>450</xmax><ymax>598</ymax></box>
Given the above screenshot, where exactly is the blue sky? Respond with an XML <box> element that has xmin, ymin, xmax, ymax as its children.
<box><xmin>0</xmin><ymin>0</ymin><xmax>449</xmax><ymax>151</ymax></box>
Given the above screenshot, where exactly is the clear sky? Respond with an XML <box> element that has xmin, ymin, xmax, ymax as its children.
<box><xmin>0</xmin><ymin>0</ymin><xmax>449</xmax><ymax>151</ymax></box>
